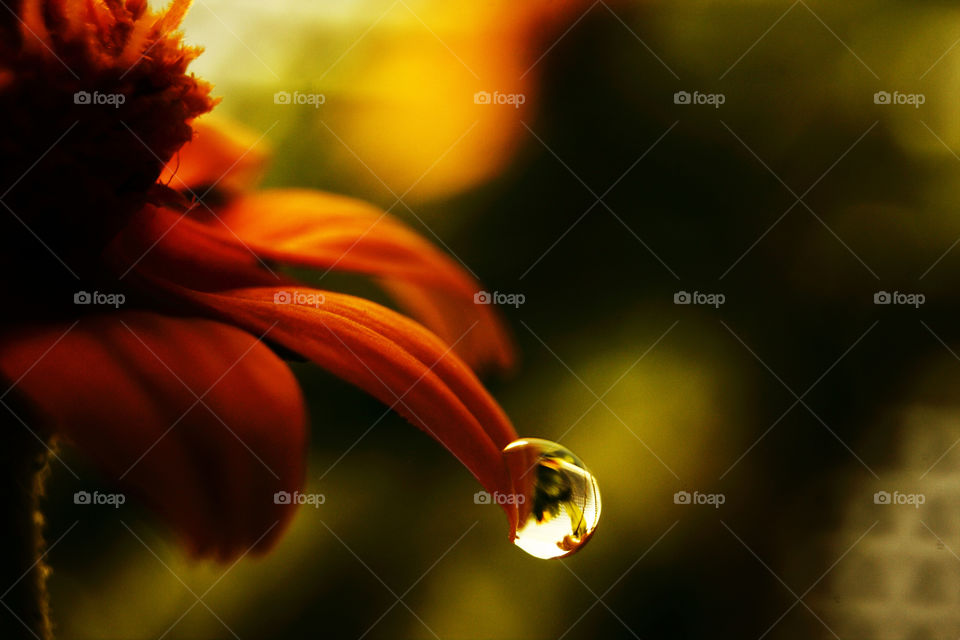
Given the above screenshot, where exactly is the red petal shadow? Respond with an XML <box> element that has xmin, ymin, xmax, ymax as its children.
<box><xmin>0</xmin><ymin>312</ymin><xmax>307</xmax><ymax>561</ymax></box>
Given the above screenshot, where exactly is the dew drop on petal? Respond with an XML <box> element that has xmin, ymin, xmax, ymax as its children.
<box><xmin>502</xmin><ymin>438</ymin><xmax>601</xmax><ymax>559</ymax></box>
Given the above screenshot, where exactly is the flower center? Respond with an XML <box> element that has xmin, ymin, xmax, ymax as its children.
<box><xmin>0</xmin><ymin>0</ymin><xmax>214</xmax><ymax>299</ymax></box>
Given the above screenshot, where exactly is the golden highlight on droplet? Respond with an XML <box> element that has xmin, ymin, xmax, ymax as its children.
<box><xmin>502</xmin><ymin>438</ymin><xmax>601</xmax><ymax>559</ymax></box>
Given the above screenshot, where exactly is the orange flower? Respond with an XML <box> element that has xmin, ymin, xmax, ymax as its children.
<box><xmin>0</xmin><ymin>0</ymin><xmax>519</xmax><ymax>565</ymax></box>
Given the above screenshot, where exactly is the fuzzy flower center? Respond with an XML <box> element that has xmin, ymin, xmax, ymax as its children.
<box><xmin>0</xmin><ymin>0</ymin><xmax>214</xmax><ymax>296</ymax></box>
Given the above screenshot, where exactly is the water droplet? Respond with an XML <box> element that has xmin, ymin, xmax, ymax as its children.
<box><xmin>502</xmin><ymin>438</ymin><xmax>601</xmax><ymax>559</ymax></box>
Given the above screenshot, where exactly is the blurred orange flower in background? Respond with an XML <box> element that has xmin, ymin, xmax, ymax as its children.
<box><xmin>180</xmin><ymin>0</ymin><xmax>597</xmax><ymax>200</ymax></box>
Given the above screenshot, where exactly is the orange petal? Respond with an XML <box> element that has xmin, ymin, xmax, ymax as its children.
<box><xmin>165</xmin><ymin>283</ymin><xmax>521</xmax><ymax>536</ymax></box>
<box><xmin>19</xmin><ymin>0</ymin><xmax>54</xmax><ymax>54</ymax></box>
<box><xmin>0</xmin><ymin>312</ymin><xmax>307</xmax><ymax>561</ymax></box>
<box><xmin>160</xmin><ymin>116</ymin><xmax>270</xmax><ymax>194</ymax></box>
<box><xmin>107</xmin><ymin>204</ymin><xmax>286</xmax><ymax>291</ymax></box>
<box><xmin>211</xmin><ymin>189</ymin><xmax>515</xmax><ymax>374</ymax></box>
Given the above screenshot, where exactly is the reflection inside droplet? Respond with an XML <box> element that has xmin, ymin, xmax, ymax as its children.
<box><xmin>502</xmin><ymin>438</ymin><xmax>601</xmax><ymax>559</ymax></box>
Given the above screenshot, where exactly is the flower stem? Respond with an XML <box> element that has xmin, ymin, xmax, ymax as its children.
<box><xmin>1</xmin><ymin>411</ymin><xmax>53</xmax><ymax>640</ymax></box>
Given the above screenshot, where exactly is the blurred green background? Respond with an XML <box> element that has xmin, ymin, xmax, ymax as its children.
<box><xmin>43</xmin><ymin>0</ymin><xmax>960</xmax><ymax>638</ymax></box>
